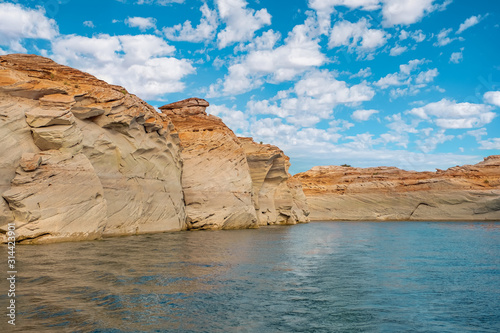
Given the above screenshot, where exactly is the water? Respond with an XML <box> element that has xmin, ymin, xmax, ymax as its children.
<box><xmin>1</xmin><ymin>222</ymin><xmax>500</xmax><ymax>332</ymax></box>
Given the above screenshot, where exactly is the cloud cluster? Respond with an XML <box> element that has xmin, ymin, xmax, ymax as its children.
<box><xmin>0</xmin><ymin>3</ymin><xmax>58</xmax><ymax>53</ymax></box>
<box><xmin>375</xmin><ymin>59</ymin><xmax>438</xmax><ymax>98</ymax></box>
<box><xmin>52</xmin><ymin>34</ymin><xmax>194</xmax><ymax>99</ymax></box>
<box><xmin>408</xmin><ymin>98</ymin><xmax>496</xmax><ymax>129</ymax></box>
<box><xmin>163</xmin><ymin>3</ymin><xmax>218</xmax><ymax>42</ymax></box>
<box><xmin>208</xmin><ymin>16</ymin><xmax>325</xmax><ymax>96</ymax></box>
<box><xmin>329</xmin><ymin>18</ymin><xmax>388</xmax><ymax>55</ymax></box>
<box><xmin>125</xmin><ymin>17</ymin><xmax>157</xmax><ymax>31</ymax></box>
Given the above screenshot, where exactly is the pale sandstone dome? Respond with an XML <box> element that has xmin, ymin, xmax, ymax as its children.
<box><xmin>0</xmin><ymin>54</ymin><xmax>186</xmax><ymax>243</ymax></box>
<box><xmin>294</xmin><ymin>157</ymin><xmax>500</xmax><ymax>221</ymax></box>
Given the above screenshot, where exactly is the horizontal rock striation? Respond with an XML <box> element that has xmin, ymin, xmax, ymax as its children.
<box><xmin>0</xmin><ymin>54</ymin><xmax>185</xmax><ymax>243</ymax></box>
<box><xmin>238</xmin><ymin>137</ymin><xmax>309</xmax><ymax>225</ymax></box>
<box><xmin>159</xmin><ymin>98</ymin><xmax>258</xmax><ymax>230</ymax></box>
<box><xmin>294</xmin><ymin>156</ymin><xmax>500</xmax><ymax>221</ymax></box>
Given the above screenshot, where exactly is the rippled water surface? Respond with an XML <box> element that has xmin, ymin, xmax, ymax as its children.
<box><xmin>2</xmin><ymin>222</ymin><xmax>500</xmax><ymax>332</ymax></box>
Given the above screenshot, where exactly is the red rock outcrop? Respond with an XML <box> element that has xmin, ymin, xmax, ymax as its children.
<box><xmin>0</xmin><ymin>54</ymin><xmax>185</xmax><ymax>243</ymax></box>
<box><xmin>294</xmin><ymin>156</ymin><xmax>500</xmax><ymax>221</ymax></box>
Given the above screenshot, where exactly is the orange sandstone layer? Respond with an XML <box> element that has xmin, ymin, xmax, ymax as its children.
<box><xmin>294</xmin><ymin>156</ymin><xmax>500</xmax><ymax>221</ymax></box>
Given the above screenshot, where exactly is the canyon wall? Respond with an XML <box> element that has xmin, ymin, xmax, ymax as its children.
<box><xmin>159</xmin><ymin>99</ymin><xmax>258</xmax><ymax>230</ymax></box>
<box><xmin>238</xmin><ymin>137</ymin><xmax>309</xmax><ymax>225</ymax></box>
<box><xmin>294</xmin><ymin>156</ymin><xmax>500</xmax><ymax>221</ymax></box>
<box><xmin>0</xmin><ymin>54</ymin><xmax>186</xmax><ymax>243</ymax></box>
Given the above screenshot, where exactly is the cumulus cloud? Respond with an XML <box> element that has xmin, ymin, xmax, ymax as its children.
<box><xmin>415</xmin><ymin>129</ymin><xmax>454</xmax><ymax>153</ymax></box>
<box><xmin>375</xmin><ymin>59</ymin><xmax>439</xmax><ymax>98</ymax></box>
<box><xmin>408</xmin><ymin>98</ymin><xmax>496</xmax><ymax>129</ymax></box>
<box><xmin>449</xmin><ymin>48</ymin><xmax>464</xmax><ymax>64</ymax></box>
<box><xmin>308</xmin><ymin>0</ymin><xmax>380</xmax><ymax>33</ymax></box>
<box><xmin>216</xmin><ymin>0</ymin><xmax>271</xmax><ymax>48</ymax></box>
<box><xmin>163</xmin><ymin>3</ymin><xmax>218</xmax><ymax>42</ymax></box>
<box><xmin>352</xmin><ymin>109</ymin><xmax>379</xmax><ymax>121</ymax></box>
<box><xmin>0</xmin><ymin>2</ymin><xmax>58</xmax><ymax>53</ymax></box>
<box><xmin>328</xmin><ymin>18</ymin><xmax>388</xmax><ymax>55</ymax></box>
<box><xmin>483</xmin><ymin>91</ymin><xmax>500</xmax><ymax>107</ymax></box>
<box><xmin>83</xmin><ymin>21</ymin><xmax>95</xmax><ymax>28</ymax></box>
<box><xmin>125</xmin><ymin>17</ymin><xmax>157</xmax><ymax>31</ymax></box>
<box><xmin>479</xmin><ymin>138</ymin><xmax>500</xmax><ymax>150</ymax></box>
<box><xmin>51</xmin><ymin>34</ymin><xmax>194</xmax><ymax>99</ymax></box>
<box><xmin>434</xmin><ymin>28</ymin><xmax>456</xmax><ymax>46</ymax></box>
<box><xmin>208</xmin><ymin>17</ymin><xmax>325</xmax><ymax>96</ymax></box>
<box><xmin>456</xmin><ymin>15</ymin><xmax>483</xmax><ymax>34</ymax></box>
<box><xmin>350</xmin><ymin>67</ymin><xmax>372</xmax><ymax>79</ymax></box>
<box><xmin>381</xmin><ymin>0</ymin><xmax>442</xmax><ymax>26</ymax></box>
<box><xmin>247</xmin><ymin>69</ymin><xmax>375</xmax><ymax>127</ymax></box>
<box><xmin>389</xmin><ymin>45</ymin><xmax>407</xmax><ymax>56</ymax></box>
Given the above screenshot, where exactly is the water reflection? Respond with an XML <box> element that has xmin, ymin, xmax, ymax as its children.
<box><xmin>0</xmin><ymin>222</ymin><xmax>499</xmax><ymax>332</ymax></box>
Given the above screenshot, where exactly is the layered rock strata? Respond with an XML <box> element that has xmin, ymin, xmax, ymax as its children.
<box><xmin>0</xmin><ymin>54</ymin><xmax>186</xmax><ymax>243</ymax></box>
<box><xmin>238</xmin><ymin>137</ymin><xmax>309</xmax><ymax>225</ymax></box>
<box><xmin>159</xmin><ymin>98</ymin><xmax>258</xmax><ymax>230</ymax></box>
<box><xmin>294</xmin><ymin>156</ymin><xmax>500</xmax><ymax>221</ymax></box>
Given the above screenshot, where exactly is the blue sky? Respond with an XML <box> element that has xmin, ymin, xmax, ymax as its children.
<box><xmin>1</xmin><ymin>0</ymin><xmax>499</xmax><ymax>174</ymax></box>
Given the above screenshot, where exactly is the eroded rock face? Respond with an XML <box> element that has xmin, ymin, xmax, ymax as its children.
<box><xmin>238</xmin><ymin>137</ymin><xmax>309</xmax><ymax>225</ymax></box>
<box><xmin>159</xmin><ymin>98</ymin><xmax>258</xmax><ymax>230</ymax></box>
<box><xmin>294</xmin><ymin>157</ymin><xmax>500</xmax><ymax>221</ymax></box>
<box><xmin>0</xmin><ymin>54</ymin><xmax>186</xmax><ymax>243</ymax></box>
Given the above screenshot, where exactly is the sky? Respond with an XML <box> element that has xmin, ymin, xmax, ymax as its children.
<box><xmin>0</xmin><ymin>0</ymin><xmax>499</xmax><ymax>174</ymax></box>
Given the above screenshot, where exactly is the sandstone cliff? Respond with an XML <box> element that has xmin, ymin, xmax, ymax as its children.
<box><xmin>294</xmin><ymin>156</ymin><xmax>500</xmax><ymax>221</ymax></box>
<box><xmin>159</xmin><ymin>98</ymin><xmax>258</xmax><ymax>230</ymax></box>
<box><xmin>0</xmin><ymin>54</ymin><xmax>186</xmax><ymax>243</ymax></box>
<box><xmin>238</xmin><ymin>137</ymin><xmax>309</xmax><ymax>225</ymax></box>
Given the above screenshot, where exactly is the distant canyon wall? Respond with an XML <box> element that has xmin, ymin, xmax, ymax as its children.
<box><xmin>294</xmin><ymin>156</ymin><xmax>500</xmax><ymax>221</ymax></box>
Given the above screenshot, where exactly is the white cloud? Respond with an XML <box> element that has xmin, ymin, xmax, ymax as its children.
<box><xmin>308</xmin><ymin>0</ymin><xmax>380</xmax><ymax>34</ymax></box>
<box><xmin>350</xmin><ymin>67</ymin><xmax>372</xmax><ymax>79</ymax></box>
<box><xmin>389</xmin><ymin>45</ymin><xmax>407</xmax><ymax>56</ymax></box>
<box><xmin>0</xmin><ymin>3</ymin><xmax>58</xmax><ymax>53</ymax></box>
<box><xmin>209</xmin><ymin>17</ymin><xmax>325</xmax><ymax>96</ymax></box>
<box><xmin>408</xmin><ymin>98</ymin><xmax>496</xmax><ymax>129</ymax></box>
<box><xmin>247</xmin><ymin>69</ymin><xmax>375</xmax><ymax>127</ymax></box>
<box><xmin>51</xmin><ymin>34</ymin><xmax>194</xmax><ymax>99</ymax></box>
<box><xmin>163</xmin><ymin>3</ymin><xmax>218</xmax><ymax>42</ymax></box>
<box><xmin>375</xmin><ymin>59</ymin><xmax>439</xmax><ymax>98</ymax></box>
<box><xmin>381</xmin><ymin>0</ymin><xmax>436</xmax><ymax>26</ymax></box>
<box><xmin>449</xmin><ymin>47</ymin><xmax>464</xmax><ymax>64</ymax></box>
<box><xmin>466</xmin><ymin>128</ymin><xmax>487</xmax><ymax>140</ymax></box>
<box><xmin>352</xmin><ymin>109</ymin><xmax>379</xmax><ymax>121</ymax></box>
<box><xmin>83</xmin><ymin>21</ymin><xmax>95</xmax><ymax>28</ymax></box>
<box><xmin>457</xmin><ymin>15</ymin><xmax>483</xmax><ymax>34</ymax></box>
<box><xmin>216</xmin><ymin>0</ymin><xmax>271</xmax><ymax>48</ymax></box>
<box><xmin>434</xmin><ymin>28</ymin><xmax>456</xmax><ymax>46</ymax></box>
<box><xmin>125</xmin><ymin>17</ymin><xmax>157</xmax><ymax>31</ymax></box>
<box><xmin>329</xmin><ymin>18</ymin><xmax>388</xmax><ymax>54</ymax></box>
<box><xmin>479</xmin><ymin>138</ymin><xmax>500</xmax><ymax>150</ymax></box>
<box><xmin>235</xmin><ymin>29</ymin><xmax>281</xmax><ymax>52</ymax></box>
<box><xmin>206</xmin><ymin>104</ymin><xmax>249</xmax><ymax>133</ymax></box>
<box><xmin>484</xmin><ymin>91</ymin><xmax>500</xmax><ymax>107</ymax></box>
<box><xmin>135</xmin><ymin>0</ymin><xmax>185</xmax><ymax>4</ymax></box>
<box><xmin>415</xmin><ymin>129</ymin><xmax>454</xmax><ymax>153</ymax></box>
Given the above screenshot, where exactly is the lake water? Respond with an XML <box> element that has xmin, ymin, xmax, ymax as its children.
<box><xmin>2</xmin><ymin>222</ymin><xmax>500</xmax><ymax>332</ymax></box>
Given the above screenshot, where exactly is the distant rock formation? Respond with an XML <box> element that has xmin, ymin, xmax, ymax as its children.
<box><xmin>238</xmin><ymin>137</ymin><xmax>309</xmax><ymax>225</ymax></box>
<box><xmin>0</xmin><ymin>54</ymin><xmax>186</xmax><ymax>243</ymax></box>
<box><xmin>294</xmin><ymin>156</ymin><xmax>500</xmax><ymax>221</ymax></box>
<box><xmin>159</xmin><ymin>98</ymin><xmax>258</xmax><ymax>230</ymax></box>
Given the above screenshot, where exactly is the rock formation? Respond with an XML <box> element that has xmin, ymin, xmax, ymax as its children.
<box><xmin>238</xmin><ymin>137</ymin><xmax>309</xmax><ymax>225</ymax></box>
<box><xmin>294</xmin><ymin>156</ymin><xmax>500</xmax><ymax>221</ymax></box>
<box><xmin>0</xmin><ymin>54</ymin><xmax>185</xmax><ymax>243</ymax></box>
<box><xmin>159</xmin><ymin>98</ymin><xmax>258</xmax><ymax>230</ymax></box>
